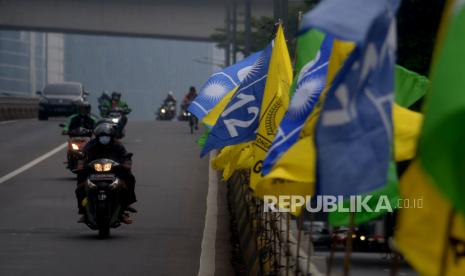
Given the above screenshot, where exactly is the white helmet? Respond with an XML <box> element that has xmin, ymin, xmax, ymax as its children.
<box><xmin>168</xmin><ymin>91</ymin><xmax>174</xmax><ymax>96</ymax></box>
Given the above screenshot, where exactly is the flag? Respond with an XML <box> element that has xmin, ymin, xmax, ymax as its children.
<box><xmin>304</xmin><ymin>0</ymin><xmax>397</xmax><ymax>197</ymax></box>
<box><xmin>188</xmin><ymin>51</ymin><xmax>263</xmax><ymax>121</ymax></box>
<box><xmin>395</xmin><ymin>161</ymin><xmax>465</xmax><ymax>275</ymax></box>
<box><xmin>395</xmin><ymin>65</ymin><xmax>429</xmax><ymax>107</ymax></box>
<box><xmin>249</xmin><ymin>24</ymin><xmax>293</xmax><ymax>190</ymax></box>
<box><xmin>254</xmin><ymin>39</ymin><xmax>355</xmax><ymax>215</ymax></box>
<box><xmin>261</xmin><ymin>34</ymin><xmax>332</xmax><ymax>176</ymax></box>
<box><xmin>327</xmin><ymin>64</ymin><xmax>427</xmax><ymax>226</ymax></box>
<box><xmin>212</xmin><ymin>142</ymin><xmax>253</xmax><ymax>180</ymax></box>
<box><xmin>255</xmin><ymin>137</ymin><xmax>316</xmax><ymax>216</ymax></box>
<box><xmin>200</xmin><ymin>45</ymin><xmax>273</xmax><ymax>157</ymax></box>
<box><xmin>202</xmin><ymin>87</ymin><xmax>237</xmax><ymax>127</ymax></box>
<box><xmin>418</xmin><ymin>0</ymin><xmax>465</xmax><ymax>215</ymax></box>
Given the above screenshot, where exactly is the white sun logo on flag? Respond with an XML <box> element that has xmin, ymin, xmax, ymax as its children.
<box><xmin>237</xmin><ymin>66</ymin><xmax>253</xmax><ymax>82</ymax></box>
<box><xmin>243</xmin><ymin>55</ymin><xmax>266</xmax><ymax>82</ymax></box>
<box><xmin>288</xmin><ymin>76</ymin><xmax>325</xmax><ymax>119</ymax></box>
<box><xmin>202</xmin><ymin>80</ymin><xmax>229</xmax><ymax>101</ymax></box>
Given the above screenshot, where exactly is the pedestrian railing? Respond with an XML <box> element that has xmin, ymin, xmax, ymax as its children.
<box><xmin>227</xmin><ymin>170</ymin><xmax>324</xmax><ymax>276</ymax></box>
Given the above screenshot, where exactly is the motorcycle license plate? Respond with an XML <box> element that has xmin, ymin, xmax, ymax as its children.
<box><xmin>98</xmin><ymin>193</ymin><xmax>107</xmax><ymax>201</ymax></box>
<box><xmin>89</xmin><ymin>174</ymin><xmax>115</xmax><ymax>181</ymax></box>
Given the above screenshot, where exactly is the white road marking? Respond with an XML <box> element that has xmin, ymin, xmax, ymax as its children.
<box><xmin>197</xmin><ymin>151</ymin><xmax>218</xmax><ymax>276</ymax></box>
<box><xmin>0</xmin><ymin>143</ymin><xmax>67</xmax><ymax>185</ymax></box>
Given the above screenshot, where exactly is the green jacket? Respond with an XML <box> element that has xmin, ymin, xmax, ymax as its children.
<box><xmin>102</xmin><ymin>100</ymin><xmax>131</xmax><ymax>112</ymax></box>
<box><xmin>63</xmin><ymin>114</ymin><xmax>97</xmax><ymax>133</ymax></box>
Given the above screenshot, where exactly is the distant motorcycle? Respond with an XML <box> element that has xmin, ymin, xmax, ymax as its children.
<box><xmin>156</xmin><ymin>101</ymin><xmax>176</xmax><ymax>121</ymax></box>
<box><xmin>61</xmin><ymin>125</ymin><xmax>92</xmax><ymax>173</ymax></box>
<box><xmin>81</xmin><ymin>155</ymin><xmax>132</xmax><ymax>238</ymax></box>
<box><xmin>187</xmin><ymin>112</ymin><xmax>198</xmax><ymax>134</ymax></box>
<box><xmin>101</xmin><ymin>107</ymin><xmax>129</xmax><ymax>139</ymax></box>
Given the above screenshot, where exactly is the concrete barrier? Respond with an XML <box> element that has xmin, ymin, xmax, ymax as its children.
<box><xmin>0</xmin><ymin>95</ymin><xmax>39</xmax><ymax>121</ymax></box>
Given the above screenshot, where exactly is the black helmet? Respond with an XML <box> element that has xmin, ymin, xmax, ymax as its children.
<box><xmin>111</xmin><ymin>91</ymin><xmax>121</xmax><ymax>100</ymax></box>
<box><xmin>77</xmin><ymin>101</ymin><xmax>91</xmax><ymax>114</ymax></box>
<box><xmin>93</xmin><ymin>122</ymin><xmax>116</xmax><ymax>137</ymax></box>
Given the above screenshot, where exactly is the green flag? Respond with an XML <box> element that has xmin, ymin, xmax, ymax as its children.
<box><xmin>395</xmin><ymin>65</ymin><xmax>429</xmax><ymax>108</ymax></box>
<box><xmin>419</xmin><ymin>2</ymin><xmax>465</xmax><ymax>215</ymax></box>
<box><xmin>289</xmin><ymin>29</ymin><xmax>325</xmax><ymax>97</ymax></box>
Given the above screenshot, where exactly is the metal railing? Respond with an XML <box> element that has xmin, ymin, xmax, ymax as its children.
<box><xmin>227</xmin><ymin>170</ymin><xmax>324</xmax><ymax>276</ymax></box>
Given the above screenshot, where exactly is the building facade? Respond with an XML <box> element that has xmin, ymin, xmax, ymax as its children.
<box><xmin>0</xmin><ymin>30</ymin><xmax>64</xmax><ymax>96</ymax></box>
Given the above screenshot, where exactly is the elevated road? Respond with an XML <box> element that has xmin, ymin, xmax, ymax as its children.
<box><xmin>0</xmin><ymin>119</ymin><xmax>230</xmax><ymax>275</ymax></box>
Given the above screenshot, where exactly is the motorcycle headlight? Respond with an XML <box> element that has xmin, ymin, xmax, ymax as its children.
<box><xmin>71</xmin><ymin>143</ymin><xmax>79</xmax><ymax>150</ymax></box>
<box><xmin>111</xmin><ymin>118</ymin><xmax>119</xmax><ymax>123</ymax></box>
<box><xmin>161</xmin><ymin>108</ymin><xmax>166</xmax><ymax>114</ymax></box>
<box><xmin>103</xmin><ymin>163</ymin><xmax>112</xmax><ymax>172</ymax></box>
<box><xmin>94</xmin><ymin>163</ymin><xmax>103</xmax><ymax>172</ymax></box>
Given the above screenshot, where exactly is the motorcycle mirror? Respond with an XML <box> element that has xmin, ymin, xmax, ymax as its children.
<box><xmin>59</xmin><ymin>123</ymin><xmax>65</xmax><ymax>128</ymax></box>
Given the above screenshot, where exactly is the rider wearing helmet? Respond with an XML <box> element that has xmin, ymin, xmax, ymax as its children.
<box><xmin>101</xmin><ymin>91</ymin><xmax>131</xmax><ymax>131</ymax></box>
<box><xmin>63</xmin><ymin>102</ymin><xmax>96</xmax><ymax>136</ymax></box>
<box><xmin>181</xmin><ymin>86</ymin><xmax>197</xmax><ymax>111</ymax></box>
<box><xmin>163</xmin><ymin>91</ymin><xmax>177</xmax><ymax>105</ymax></box>
<box><xmin>76</xmin><ymin>122</ymin><xmax>137</xmax><ymax>224</ymax></box>
<box><xmin>98</xmin><ymin>91</ymin><xmax>111</xmax><ymax>117</ymax></box>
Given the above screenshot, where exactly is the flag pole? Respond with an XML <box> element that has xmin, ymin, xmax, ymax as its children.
<box><xmin>343</xmin><ymin>212</ymin><xmax>355</xmax><ymax>276</ymax></box>
<box><xmin>327</xmin><ymin>226</ymin><xmax>336</xmax><ymax>276</ymax></box>
<box><xmin>295</xmin><ymin>213</ymin><xmax>303</xmax><ymax>275</ymax></box>
<box><xmin>306</xmin><ymin>212</ymin><xmax>315</xmax><ymax>276</ymax></box>
<box><xmin>439</xmin><ymin>208</ymin><xmax>455</xmax><ymax>275</ymax></box>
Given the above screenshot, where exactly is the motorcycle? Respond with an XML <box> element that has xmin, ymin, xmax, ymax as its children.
<box><xmin>101</xmin><ymin>107</ymin><xmax>129</xmax><ymax>139</ymax></box>
<box><xmin>82</xmin><ymin>154</ymin><xmax>132</xmax><ymax>238</ymax></box>
<box><xmin>156</xmin><ymin>101</ymin><xmax>176</xmax><ymax>121</ymax></box>
<box><xmin>60</xmin><ymin>125</ymin><xmax>92</xmax><ymax>173</ymax></box>
<box><xmin>186</xmin><ymin>111</ymin><xmax>198</xmax><ymax>134</ymax></box>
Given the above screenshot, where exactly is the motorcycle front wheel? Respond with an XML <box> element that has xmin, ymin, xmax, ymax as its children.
<box><xmin>98</xmin><ymin>226</ymin><xmax>110</xmax><ymax>239</ymax></box>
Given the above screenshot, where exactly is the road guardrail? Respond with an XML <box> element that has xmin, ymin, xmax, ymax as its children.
<box><xmin>0</xmin><ymin>95</ymin><xmax>39</xmax><ymax>121</ymax></box>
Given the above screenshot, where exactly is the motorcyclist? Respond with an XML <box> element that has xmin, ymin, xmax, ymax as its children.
<box><xmin>103</xmin><ymin>91</ymin><xmax>131</xmax><ymax>131</ymax></box>
<box><xmin>181</xmin><ymin>86</ymin><xmax>198</xmax><ymax>129</ymax></box>
<box><xmin>98</xmin><ymin>91</ymin><xmax>111</xmax><ymax>117</ymax></box>
<box><xmin>63</xmin><ymin>102</ymin><xmax>96</xmax><ymax>136</ymax></box>
<box><xmin>181</xmin><ymin>86</ymin><xmax>198</xmax><ymax>111</ymax></box>
<box><xmin>76</xmin><ymin>122</ymin><xmax>137</xmax><ymax>224</ymax></box>
<box><xmin>163</xmin><ymin>91</ymin><xmax>177</xmax><ymax>106</ymax></box>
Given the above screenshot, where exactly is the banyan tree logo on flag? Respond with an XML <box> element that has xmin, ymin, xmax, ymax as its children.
<box><xmin>262</xmin><ymin>36</ymin><xmax>332</xmax><ymax>175</ymax></box>
<box><xmin>200</xmin><ymin>45</ymin><xmax>273</xmax><ymax>157</ymax></box>
<box><xmin>188</xmin><ymin>51</ymin><xmax>262</xmax><ymax>121</ymax></box>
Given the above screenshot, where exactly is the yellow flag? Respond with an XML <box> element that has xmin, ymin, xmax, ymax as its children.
<box><xmin>202</xmin><ymin>87</ymin><xmax>238</xmax><ymax>127</ymax></box>
<box><xmin>393</xmin><ymin>103</ymin><xmax>423</xmax><ymax>161</ymax></box>
<box><xmin>254</xmin><ymin>137</ymin><xmax>316</xmax><ymax>216</ymax></box>
<box><xmin>395</xmin><ymin>161</ymin><xmax>465</xmax><ymax>275</ymax></box>
<box><xmin>212</xmin><ymin>142</ymin><xmax>253</xmax><ymax>180</ymax></box>
<box><xmin>249</xmin><ymin>24</ymin><xmax>293</xmax><ymax>190</ymax></box>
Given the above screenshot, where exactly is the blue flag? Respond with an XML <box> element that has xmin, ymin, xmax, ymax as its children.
<box><xmin>301</xmin><ymin>0</ymin><xmax>397</xmax><ymax>197</ymax></box>
<box><xmin>188</xmin><ymin>51</ymin><xmax>262</xmax><ymax>121</ymax></box>
<box><xmin>201</xmin><ymin>45</ymin><xmax>273</xmax><ymax>157</ymax></box>
<box><xmin>261</xmin><ymin>35</ymin><xmax>332</xmax><ymax>175</ymax></box>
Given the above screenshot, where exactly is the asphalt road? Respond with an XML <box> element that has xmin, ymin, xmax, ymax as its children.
<box><xmin>0</xmin><ymin>119</ymin><xmax>214</xmax><ymax>276</ymax></box>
